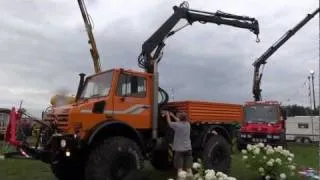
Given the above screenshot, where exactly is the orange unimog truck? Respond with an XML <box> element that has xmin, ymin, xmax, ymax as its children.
<box><xmin>36</xmin><ymin>2</ymin><xmax>260</xmax><ymax>180</ymax></box>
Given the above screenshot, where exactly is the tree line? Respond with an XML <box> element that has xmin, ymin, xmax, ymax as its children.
<box><xmin>282</xmin><ymin>104</ymin><xmax>319</xmax><ymax>117</ymax></box>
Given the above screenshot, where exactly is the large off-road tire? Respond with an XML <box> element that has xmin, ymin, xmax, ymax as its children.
<box><xmin>51</xmin><ymin>161</ymin><xmax>84</xmax><ymax>180</ymax></box>
<box><xmin>202</xmin><ymin>135</ymin><xmax>231</xmax><ymax>174</ymax></box>
<box><xmin>150</xmin><ymin>149</ymin><xmax>172</xmax><ymax>171</ymax></box>
<box><xmin>85</xmin><ymin>136</ymin><xmax>144</xmax><ymax>180</ymax></box>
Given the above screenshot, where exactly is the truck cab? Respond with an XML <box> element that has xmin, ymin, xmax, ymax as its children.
<box><xmin>44</xmin><ymin>68</ymin><xmax>155</xmax><ymax>138</ymax></box>
<box><xmin>237</xmin><ymin>101</ymin><xmax>287</xmax><ymax>149</ymax></box>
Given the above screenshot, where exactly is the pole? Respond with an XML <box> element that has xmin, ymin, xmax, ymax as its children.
<box><xmin>318</xmin><ymin>29</ymin><xmax>320</xmax><ymax>176</ymax></box>
<box><xmin>308</xmin><ymin>76</ymin><xmax>313</xmax><ymax>112</ymax></box>
<box><xmin>311</xmin><ymin>71</ymin><xmax>316</xmax><ymax>112</ymax></box>
<box><xmin>308</xmin><ymin>76</ymin><xmax>315</xmax><ymax>142</ymax></box>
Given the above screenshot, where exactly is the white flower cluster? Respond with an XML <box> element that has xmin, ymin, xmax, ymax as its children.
<box><xmin>241</xmin><ymin>143</ymin><xmax>297</xmax><ymax>180</ymax></box>
<box><xmin>168</xmin><ymin>159</ymin><xmax>237</xmax><ymax>180</ymax></box>
<box><xmin>263</xmin><ymin>173</ymin><xmax>287</xmax><ymax>180</ymax></box>
<box><xmin>201</xmin><ymin>169</ymin><xmax>236</xmax><ymax>180</ymax></box>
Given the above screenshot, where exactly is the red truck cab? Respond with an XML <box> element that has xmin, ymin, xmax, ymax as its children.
<box><xmin>237</xmin><ymin>100</ymin><xmax>287</xmax><ymax>150</ymax></box>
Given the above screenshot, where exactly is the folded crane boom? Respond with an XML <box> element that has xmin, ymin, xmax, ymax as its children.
<box><xmin>252</xmin><ymin>7</ymin><xmax>320</xmax><ymax>101</ymax></box>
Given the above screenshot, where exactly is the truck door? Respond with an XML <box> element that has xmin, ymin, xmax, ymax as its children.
<box><xmin>112</xmin><ymin>72</ymin><xmax>151</xmax><ymax>129</ymax></box>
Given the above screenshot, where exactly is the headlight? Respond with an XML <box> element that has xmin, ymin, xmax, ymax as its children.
<box><xmin>247</xmin><ymin>134</ymin><xmax>252</xmax><ymax>138</ymax></box>
<box><xmin>60</xmin><ymin>139</ymin><xmax>67</xmax><ymax>148</ymax></box>
<box><xmin>66</xmin><ymin>151</ymin><xmax>71</xmax><ymax>157</ymax></box>
<box><xmin>241</xmin><ymin>134</ymin><xmax>247</xmax><ymax>138</ymax></box>
<box><xmin>273</xmin><ymin>135</ymin><xmax>280</xmax><ymax>139</ymax></box>
<box><xmin>267</xmin><ymin>135</ymin><xmax>272</xmax><ymax>139</ymax></box>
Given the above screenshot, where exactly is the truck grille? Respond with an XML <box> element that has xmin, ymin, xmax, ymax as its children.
<box><xmin>45</xmin><ymin>114</ymin><xmax>69</xmax><ymax>130</ymax></box>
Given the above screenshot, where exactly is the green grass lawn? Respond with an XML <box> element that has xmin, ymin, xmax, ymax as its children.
<box><xmin>0</xmin><ymin>143</ymin><xmax>317</xmax><ymax>180</ymax></box>
<box><xmin>230</xmin><ymin>143</ymin><xmax>318</xmax><ymax>180</ymax></box>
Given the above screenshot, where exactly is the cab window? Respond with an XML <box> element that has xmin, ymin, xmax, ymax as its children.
<box><xmin>117</xmin><ymin>73</ymin><xmax>146</xmax><ymax>97</ymax></box>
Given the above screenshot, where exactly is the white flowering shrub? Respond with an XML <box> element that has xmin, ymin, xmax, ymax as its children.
<box><xmin>168</xmin><ymin>159</ymin><xmax>237</xmax><ymax>180</ymax></box>
<box><xmin>242</xmin><ymin>143</ymin><xmax>297</xmax><ymax>180</ymax></box>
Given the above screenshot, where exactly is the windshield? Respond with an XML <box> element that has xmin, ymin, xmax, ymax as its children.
<box><xmin>80</xmin><ymin>71</ymin><xmax>113</xmax><ymax>99</ymax></box>
<box><xmin>244</xmin><ymin>105</ymin><xmax>279</xmax><ymax>123</ymax></box>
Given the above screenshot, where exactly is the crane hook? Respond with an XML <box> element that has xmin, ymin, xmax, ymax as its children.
<box><xmin>256</xmin><ymin>35</ymin><xmax>260</xmax><ymax>43</ymax></box>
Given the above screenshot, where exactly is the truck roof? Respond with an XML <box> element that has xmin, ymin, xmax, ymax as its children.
<box><xmin>244</xmin><ymin>100</ymin><xmax>280</xmax><ymax>105</ymax></box>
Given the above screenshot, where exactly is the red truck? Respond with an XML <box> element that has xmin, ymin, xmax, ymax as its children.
<box><xmin>237</xmin><ymin>101</ymin><xmax>287</xmax><ymax>149</ymax></box>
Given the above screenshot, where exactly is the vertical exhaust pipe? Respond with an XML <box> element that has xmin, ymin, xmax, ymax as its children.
<box><xmin>75</xmin><ymin>73</ymin><xmax>86</xmax><ymax>101</ymax></box>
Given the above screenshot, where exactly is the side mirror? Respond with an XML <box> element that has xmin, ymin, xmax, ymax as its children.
<box><xmin>281</xmin><ymin>109</ymin><xmax>287</xmax><ymax>120</ymax></box>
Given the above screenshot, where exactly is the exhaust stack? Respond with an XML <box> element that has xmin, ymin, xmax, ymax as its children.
<box><xmin>75</xmin><ymin>73</ymin><xmax>86</xmax><ymax>101</ymax></box>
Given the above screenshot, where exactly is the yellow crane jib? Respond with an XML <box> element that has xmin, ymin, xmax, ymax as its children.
<box><xmin>77</xmin><ymin>0</ymin><xmax>102</xmax><ymax>73</ymax></box>
<box><xmin>49</xmin><ymin>0</ymin><xmax>103</xmax><ymax>106</ymax></box>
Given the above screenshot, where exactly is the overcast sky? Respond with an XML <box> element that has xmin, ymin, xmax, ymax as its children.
<box><xmin>0</xmin><ymin>0</ymin><xmax>318</xmax><ymax>117</ymax></box>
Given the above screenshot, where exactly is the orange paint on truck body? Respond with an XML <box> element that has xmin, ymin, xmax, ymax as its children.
<box><xmin>164</xmin><ymin>101</ymin><xmax>244</xmax><ymax>124</ymax></box>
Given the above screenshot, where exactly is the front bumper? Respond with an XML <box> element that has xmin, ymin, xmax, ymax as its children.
<box><xmin>40</xmin><ymin>133</ymin><xmax>83</xmax><ymax>164</ymax></box>
<box><xmin>237</xmin><ymin>133</ymin><xmax>285</xmax><ymax>146</ymax></box>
